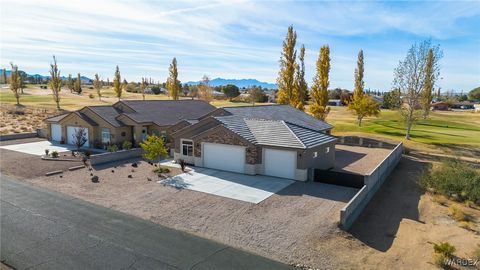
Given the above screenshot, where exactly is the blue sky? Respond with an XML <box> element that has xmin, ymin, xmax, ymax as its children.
<box><xmin>1</xmin><ymin>0</ymin><xmax>479</xmax><ymax>91</ymax></box>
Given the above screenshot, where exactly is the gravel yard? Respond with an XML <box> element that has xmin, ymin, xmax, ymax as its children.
<box><xmin>0</xmin><ymin>138</ymin><xmax>83</xmax><ymax>179</ymax></box>
<box><xmin>26</xmin><ymin>159</ymin><xmax>358</xmax><ymax>268</ymax></box>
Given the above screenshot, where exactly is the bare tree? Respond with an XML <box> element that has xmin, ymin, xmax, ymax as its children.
<box><xmin>93</xmin><ymin>73</ymin><xmax>102</xmax><ymax>101</ymax></box>
<box><xmin>393</xmin><ymin>40</ymin><xmax>442</xmax><ymax>140</ymax></box>
<box><xmin>9</xmin><ymin>63</ymin><xmax>21</xmax><ymax>106</ymax></box>
<box><xmin>49</xmin><ymin>55</ymin><xmax>62</xmax><ymax>110</ymax></box>
<box><xmin>72</xmin><ymin>127</ymin><xmax>88</xmax><ymax>151</ymax></box>
<box><xmin>198</xmin><ymin>75</ymin><xmax>213</xmax><ymax>103</ymax></box>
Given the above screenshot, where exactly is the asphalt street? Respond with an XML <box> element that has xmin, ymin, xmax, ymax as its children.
<box><xmin>0</xmin><ymin>174</ymin><xmax>294</xmax><ymax>270</ymax></box>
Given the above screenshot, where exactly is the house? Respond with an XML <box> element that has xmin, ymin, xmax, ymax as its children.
<box><xmin>171</xmin><ymin>105</ymin><xmax>337</xmax><ymax>181</ymax></box>
<box><xmin>327</xmin><ymin>99</ymin><xmax>343</xmax><ymax>106</ymax></box>
<box><xmin>430</xmin><ymin>102</ymin><xmax>449</xmax><ymax>111</ymax></box>
<box><xmin>45</xmin><ymin>100</ymin><xmax>217</xmax><ymax>149</ymax></box>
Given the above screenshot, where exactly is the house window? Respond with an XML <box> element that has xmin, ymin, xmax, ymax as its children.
<box><xmin>181</xmin><ymin>140</ymin><xmax>193</xmax><ymax>156</ymax></box>
<box><xmin>101</xmin><ymin>128</ymin><xmax>110</xmax><ymax>144</ymax></box>
<box><xmin>313</xmin><ymin>151</ymin><xmax>318</xmax><ymax>158</ymax></box>
<box><xmin>325</xmin><ymin>147</ymin><xmax>330</xmax><ymax>153</ymax></box>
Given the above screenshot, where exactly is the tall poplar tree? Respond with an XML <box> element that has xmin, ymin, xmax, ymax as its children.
<box><xmin>309</xmin><ymin>45</ymin><xmax>331</xmax><ymax>120</ymax></box>
<box><xmin>75</xmin><ymin>73</ymin><xmax>82</xmax><ymax>94</ymax></box>
<box><xmin>66</xmin><ymin>74</ymin><xmax>74</xmax><ymax>93</ymax></box>
<box><xmin>113</xmin><ymin>65</ymin><xmax>122</xmax><ymax>100</ymax></box>
<box><xmin>49</xmin><ymin>56</ymin><xmax>62</xmax><ymax>110</ymax></box>
<box><xmin>166</xmin><ymin>57</ymin><xmax>180</xmax><ymax>100</ymax></box>
<box><xmin>140</xmin><ymin>77</ymin><xmax>147</xmax><ymax>101</ymax></box>
<box><xmin>9</xmin><ymin>63</ymin><xmax>21</xmax><ymax>105</ymax></box>
<box><xmin>347</xmin><ymin>50</ymin><xmax>380</xmax><ymax>126</ymax></box>
<box><xmin>276</xmin><ymin>25</ymin><xmax>297</xmax><ymax>105</ymax></box>
<box><xmin>1</xmin><ymin>68</ymin><xmax>6</xmax><ymax>84</ymax></box>
<box><xmin>93</xmin><ymin>73</ymin><xmax>102</xmax><ymax>101</ymax></box>
<box><xmin>293</xmin><ymin>44</ymin><xmax>307</xmax><ymax>110</ymax></box>
<box><xmin>421</xmin><ymin>49</ymin><xmax>434</xmax><ymax>119</ymax></box>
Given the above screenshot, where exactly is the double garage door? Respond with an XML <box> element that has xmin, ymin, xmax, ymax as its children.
<box><xmin>50</xmin><ymin>124</ymin><xmax>89</xmax><ymax>148</ymax></box>
<box><xmin>202</xmin><ymin>143</ymin><xmax>296</xmax><ymax>179</ymax></box>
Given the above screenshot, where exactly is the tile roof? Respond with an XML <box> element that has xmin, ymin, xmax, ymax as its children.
<box><xmin>45</xmin><ymin>113</ymin><xmax>69</xmax><ymax>122</ymax></box>
<box><xmin>215</xmin><ymin>116</ymin><xmax>336</xmax><ymax>149</ymax></box>
<box><xmin>119</xmin><ymin>100</ymin><xmax>217</xmax><ymax>126</ymax></box>
<box><xmin>222</xmin><ymin>105</ymin><xmax>333</xmax><ymax>131</ymax></box>
<box><xmin>87</xmin><ymin>106</ymin><xmax>124</xmax><ymax>127</ymax></box>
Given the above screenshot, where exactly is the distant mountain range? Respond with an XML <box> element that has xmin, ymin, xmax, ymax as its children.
<box><xmin>186</xmin><ymin>78</ymin><xmax>277</xmax><ymax>89</ymax></box>
<box><xmin>2</xmin><ymin>70</ymin><xmax>277</xmax><ymax>88</ymax></box>
<box><xmin>3</xmin><ymin>70</ymin><xmax>92</xmax><ymax>83</ymax></box>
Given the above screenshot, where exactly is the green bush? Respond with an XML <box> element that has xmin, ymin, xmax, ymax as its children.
<box><xmin>420</xmin><ymin>159</ymin><xmax>480</xmax><ymax>202</ymax></box>
<box><xmin>107</xmin><ymin>144</ymin><xmax>118</xmax><ymax>152</ymax></box>
<box><xmin>433</xmin><ymin>242</ymin><xmax>456</xmax><ymax>257</ymax></box>
<box><xmin>122</xmin><ymin>140</ymin><xmax>132</xmax><ymax>150</ymax></box>
<box><xmin>51</xmin><ymin>150</ymin><xmax>59</xmax><ymax>158</ymax></box>
<box><xmin>153</xmin><ymin>167</ymin><xmax>170</xmax><ymax>174</ymax></box>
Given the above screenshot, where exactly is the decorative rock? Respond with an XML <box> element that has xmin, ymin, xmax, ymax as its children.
<box><xmin>91</xmin><ymin>176</ymin><xmax>99</xmax><ymax>183</ymax></box>
<box><xmin>90</xmin><ymin>173</ymin><xmax>93</xmax><ymax>176</ymax></box>
<box><xmin>111</xmin><ymin>170</ymin><xmax>115</xmax><ymax>173</ymax></box>
<box><xmin>131</xmin><ymin>169</ymin><xmax>135</xmax><ymax>172</ymax></box>
<box><xmin>127</xmin><ymin>175</ymin><xmax>133</xmax><ymax>178</ymax></box>
<box><xmin>59</xmin><ymin>175</ymin><xmax>63</xmax><ymax>178</ymax></box>
<box><xmin>147</xmin><ymin>177</ymin><xmax>152</xmax><ymax>181</ymax></box>
<box><xmin>131</xmin><ymin>163</ymin><xmax>138</xmax><ymax>168</ymax></box>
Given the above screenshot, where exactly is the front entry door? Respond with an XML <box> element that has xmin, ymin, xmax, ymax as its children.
<box><xmin>141</xmin><ymin>126</ymin><xmax>148</xmax><ymax>141</ymax></box>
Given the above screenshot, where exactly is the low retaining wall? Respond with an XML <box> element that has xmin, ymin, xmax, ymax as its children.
<box><xmin>90</xmin><ymin>148</ymin><xmax>143</xmax><ymax>165</ymax></box>
<box><xmin>340</xmin><ymin>142</ymin><xmax>403</xmax><ymax>230</ymax></box>
<box><xmin>37</xmin><ymin>128</ymin><xmax>47</xmax><ymax>138</ymax></box>
<box><xmin>337</xmin><ymin>136</ymin><xmax>398</xmax><ymax>149</ymax></box>
<box><xmin>0</xmin><ymin>132</ymin><xmax>37</xmax><ymax>141</ymax></box>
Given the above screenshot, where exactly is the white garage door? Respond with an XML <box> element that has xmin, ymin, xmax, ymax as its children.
<box><xmin>203</xmin><ymin>143</ymin><xmax>245</xmax><ymax>173</ymax></box>
<box><xmin>66</xmin><ymin>126</ymin><xmax>89</xmax><ymax>147</ymax></box>
<box><xmin>264</xmin><ymin>148</ymin><xmax>297</xmax><ymax>179</ymax></box>
<box><xmin>51</xmin><ymin>124</ymin><xmax>62</xmax><ymax>142</ymax></box>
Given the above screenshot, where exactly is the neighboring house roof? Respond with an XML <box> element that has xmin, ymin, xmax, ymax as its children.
<box><xmin>45</xmin><ymin>113</ymin><xmax>69</xmax><ymax>122</ymax></box>
<box><xmin>119</xmin><ymin>100</ymin><xmax>217</xmax><ymax>126</ymax></box>
<box><xmin>214</xmin><ymin>116</ymin><xmax>336</xmax><ymax>149</ymax></box>
<box><xmin>222</xmin><ymin>105</ymin><xmax>333</xmax><ymax>131</ymax></box>
<box><xmin>72</xmin><ymin>112</ymin><xmax>99</xmax><ymax>126</ymax></box>
<box><xmin>86</xmin><ymin>106</ymin><xmax>124</xmax><ymax>127</ymax></box>
<box><xmin>44</xmin><ymin>111</ymin><xmax>98</xmax><ymax>126</ymax></box>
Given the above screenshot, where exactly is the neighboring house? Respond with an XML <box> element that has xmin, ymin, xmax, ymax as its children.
<box><xmin>430</xmin><ymin>102</ymin><xmax>449</xmax><ymax>111</ymax></box>
<box><xmin>172</xmin><ymin>105</ymin><xmax>336</xmax><ymax>181</ymax></box>
<box><xmin>327</xmin><ymin>99</ymin><xmax>342</xmax><ymax>106</ymax></box>
<box><xmin>45</xmin><ymin>100</ymin><xmax>217</xmax><ymax>149</ymax></box>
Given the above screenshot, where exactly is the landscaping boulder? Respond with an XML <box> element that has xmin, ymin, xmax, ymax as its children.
<box><xmin>127</xmin><ymin>175</ymin><xmax>133</xmax><ymax>178</ymax></box>
<box><xmin>131</xmin><ymin>163</ymin><xmax>138</xmax><ymax>168</ymax></box>
<box><xmin>91</xmin><ymin>176</ymin><xmax>99</xmax><ymax>183</ymax></box>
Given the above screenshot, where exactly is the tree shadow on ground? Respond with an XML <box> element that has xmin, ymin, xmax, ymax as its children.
<box><xmin>91</xmin><ymin>157</ymin><xmax>142</xmax><ymax>170</ymax></box>
<box><xmin>347</xmin><ymin>156</ymin><xmax>429</xmax><ymax>252</ymax></box>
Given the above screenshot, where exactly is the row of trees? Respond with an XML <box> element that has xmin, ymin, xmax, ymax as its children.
<box><xmin>276</xmin><ymin>26</ymin><xmax>379</xmax><ymax>123</ymax></box>
<box><xmin>276</xmin><ymin>26</ymin><xmax>444</xmax><ymax>139</ymax></box>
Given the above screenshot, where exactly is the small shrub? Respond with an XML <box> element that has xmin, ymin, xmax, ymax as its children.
<box><xmin>83</xmin><ymin>151</ymin><xmax>91</xmax><ymax>158</ymax></box>
<box><xmin>433</xmin><ymin>253</ymin><xmax>448</xmax><ymax>269</ymax></box>
<box><xmin>51</xmin><ymin>150</ymin><xmax>59</xmax><ymax>158</ymax></box>
<box><xmin>433</xmin><ymin>242</ymin><xmax>456</xmax><ymax>257</ymax></box>
<box><xmin>122</xmin><ymin>140</ymin><xmax>132</xmax><ymax>150</ymax></box>
<box><xmin>153</xmin><ymin>167</ymin><xmax>170</xmax><ymax>174</ymax></box>
<box><xmin>432</xmin><ymin>195</ymin><xmax>448</xmax><ymax>206</ymax></box>
<box><xmin>178</xmin><ymin>159</ymin><xmax>187</xmax><ymax>172</ymax></box>
<box><xmin>449</xmin><ymin>204</ymin><xmax>468</xmax><ymax>222</ymax></box>
<box><xmin>91</xmin><ymin>175</ymin><xmax>99</xmax><ymax>183</ymax></box>
<box><xmin>45</xmin><ymin>149</ymin><xmax>50</xmax><ymax>156</ymax></box>
<box><xmin>458</xmin><ymin>221</ymin><xmax>475</xmax><ymax>231</ymax></box>
<box><xmin>107</xmin><ymin>144</ymin><xmax>118</xmax><ymax>152</ymax></box>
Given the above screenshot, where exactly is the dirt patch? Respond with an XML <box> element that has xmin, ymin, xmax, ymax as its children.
<box><xmin>0</xmin><ymin>148</ymin><xmax>82</xmax><ymax>179</ymax></box>
<box><xmin>317</xmin><ymin>156</ymin><xmax>480</xmax><ymax>269</ymax></box>
<box><xmin>25</xmin><ymin>159</ymin><xmax>357</xmax><ymax>268</ymax></box>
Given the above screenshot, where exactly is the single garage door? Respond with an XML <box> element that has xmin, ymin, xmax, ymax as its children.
<box><xmin>203</xmin><ymin>143</ymin><xmax>245</xmax><ymax>173</ymax></box>
<box><xmin>264</xmin><ymin>148</ymin><xmax>296</xmax><ymax>179</ymax></box>
<box><xmin>51</xmin><ymin>124</ymin><xmax>62</xmax><ymax>142</ymax></box>
<box><xmin>66</xmin><ymin>126</ymin><xmax>89</xmax><ymax>147</ymax></box>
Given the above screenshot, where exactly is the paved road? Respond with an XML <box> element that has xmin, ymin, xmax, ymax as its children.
<box><xmin>0</xmin><ymin>175</ymin><xmax>294</xmax><ymax>270</ymax></box>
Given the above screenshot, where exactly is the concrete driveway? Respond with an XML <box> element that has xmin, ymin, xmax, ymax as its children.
<box><xmin>0</xmin><ymin>140</ymin><xmax>76</xmax><ymax>156</ymax></box>
<box><xmin>159</xmin><ymin>167</ymin><xmax>294</xmax><ymax>204</ymax></box>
